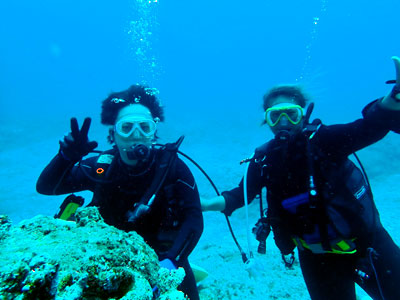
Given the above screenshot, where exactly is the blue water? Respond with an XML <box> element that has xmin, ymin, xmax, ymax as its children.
<box><xmin>1</xmin><ymin>0</ymin><xmax>399</xmax><ymax>123</ymax></box>
<box><xmin>0</xmin><ymin>1</ymin><xmax>399</xmax><ymax>298</ymax></box>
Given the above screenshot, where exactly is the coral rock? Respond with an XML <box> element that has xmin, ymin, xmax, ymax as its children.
<box><xmin>0</xmin><ymin>207</ymin><xmax>186</xmax><ymax>300</ymax></box>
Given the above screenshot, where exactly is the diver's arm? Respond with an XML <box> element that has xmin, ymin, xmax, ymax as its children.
<box><xmin>163</xmin><ymin>159</ymin><xmax>204</xmax><ymax>265</ymax></box>
<box><xmin>315</xmin><ymin>57</ymin><xmax>400</xmax><ymax>156</ymax></box>
<box><xmin>37</xmin><ymin>117</ymin><xmax>98</xmax><ymax>195</ymax></box>
<box><xmin>359</xmin><ymin>56</ymin><xmax>400</xmax><ymax>135</ymax></box>
<box><xmin>36</xmin><ymin>153</ymin><xmax>95</xmax><ymax>195</ymax></box>
<box><xmin>380</xmin><ymin>56</ymin><xmax>400</xmax><ymax>111</ymax></box>
<box><xmin>36</xmin><ymin>153</ymin><xmax>77</xmax><ymax>195</ymax></box>
<box><xmin>219</xmin><ymin>160</ymin><xmax>263</xmax><ymax>216</ymax></box>
<box><xmin>201</xmin><ymin>195</ymin><xmax>226</xmax><ymax>211</ymax></box>
<box><xmin>360</xmin><ymin>56</ymin><xmax>400</xmax><ymax>134</ymax></box>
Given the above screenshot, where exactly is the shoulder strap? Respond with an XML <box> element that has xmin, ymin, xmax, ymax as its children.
<box><xmin>76</xmin><ymin>149</ymin><xmax>116</xmax><ymax>184</ymax></box>
<box><xmin>253</xmin><ymin>140</ymin><xmax>274</xmax><ymax>163</ymax></box>
<box><xmin>303</xmin><ymin>118</ymin><xmax>322</xmax><ymax>139</ymax></box>
<box><xmin>126</xmin><ymin>137</ymin><xmax>184</xmax><ymax>223</ymax></box>
<box><xmin>140</xmin><ymin>136</ymin><xmax>184</xmax><ymax>207</ymax></box>
<box><xmin>303</xmin><ymin>124</ymin><xmax>332</xmax><ymax>251</ymax></box>
<box><xmin>94</xmin><ymin>150</ymin><xmax>115</xmax><ymax>178</ymax></box>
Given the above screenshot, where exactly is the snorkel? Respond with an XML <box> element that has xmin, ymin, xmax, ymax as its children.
<box><xmin>303</xmin><ymin>102</ymin><xmax>315</xmax><ymax>126</ymax></box>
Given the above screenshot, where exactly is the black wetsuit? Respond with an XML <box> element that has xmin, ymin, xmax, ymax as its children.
<box><xmin>37</xmin><ymin>147</ymin><xmax>203</xmax><ymax>300</ymax></box>
<box><xmin>222</xmin><ymin>100</ymin><xmax>400</xmax><ymax>300</ymax></box>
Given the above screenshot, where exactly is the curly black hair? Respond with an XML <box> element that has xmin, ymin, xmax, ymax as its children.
<box><xmin>263</xmin><ymin>85</ymin><xmax>309</xmax><ymax>111</ymax></box>
<box><xmin>101</xmin><ymin>84</ymin><xmax>165</xmax><ymax>125</ymax></box>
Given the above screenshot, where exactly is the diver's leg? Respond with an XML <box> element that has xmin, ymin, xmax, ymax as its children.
<box><xmin>298</xmin><ymin>249</ymin><xmax>357</xmax><ymax>300</ymax></box>
<box><xmin>356</xmin><ymin>228</ymin><xmax>400</xmax><ymax>300</ymax></box>
<box><xmin>178</xmin><ymin>259</ymin><xmax>200</xmax><ymax>300</ymax></box>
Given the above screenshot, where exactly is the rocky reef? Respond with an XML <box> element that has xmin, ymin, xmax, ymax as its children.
<box><xmin>0</xmin><ymin>207</ymin><xmax>186</xmax><ymax>300</ymax></box>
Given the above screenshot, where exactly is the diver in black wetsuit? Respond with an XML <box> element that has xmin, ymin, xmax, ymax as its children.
<box><xmin>202</xmin><ymin>56</ymin><xmax>400</xmax><ymax>300</ymax></box>
<box><xmin>36</xmin><ymin>84</ymin><xmax>203</xmax><ymax>300</ymax></box>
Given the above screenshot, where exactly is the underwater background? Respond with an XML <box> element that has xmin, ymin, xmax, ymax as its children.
<box><xmin>1</xmin><ymin>0</ymin><xmax>400</xmax><ymax>299</ymax></box>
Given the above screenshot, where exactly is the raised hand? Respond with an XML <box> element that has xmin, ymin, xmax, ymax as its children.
<box><xmin>392</xmin><ymin>56</ymin><xmax>400</xmax><ymax>86</ymax></box>
<box><xmin>382</xmin><ymin>56</ymin><xmax>400</xmax><ymax>109</ymax></box>
<box><xmin>59</xmin><ymin>117</ymin><xmax>98</xmax><ymax>162</ymax></box>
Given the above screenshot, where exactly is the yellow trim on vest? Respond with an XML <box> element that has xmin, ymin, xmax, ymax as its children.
<box><xmin>337</xmin><ymin>240</ymin><xmax>352</xmax><ymax>251</ymax></box>
<box><xmin>59</xmin><ymin>203</ymin><xmax>80</xmax><ymax>221</ymax></box>
<box><xmin>293</xmin><ymin>237</ymin><xmax>357</xmax><ymax>254</ymax></box>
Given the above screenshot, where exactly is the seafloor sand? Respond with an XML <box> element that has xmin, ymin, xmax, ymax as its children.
<box><xmin>1</xmin><ymin>115</ymin><xmax>399</xmax><ymax>300</ymax></box>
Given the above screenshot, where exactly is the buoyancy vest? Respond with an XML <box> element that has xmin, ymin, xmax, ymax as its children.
<box><xmin>254</xmin><ymin>125</ymin><xmax>381</xmax><ymax>255</ymax></box>
<box><xmin>90</xmin><ymin>138</ymin><xmax>184</xmax><ymax>231</ymax></box>
<box><xmin>83</xmin><ymin>138</ymin><xmax>199</xmax><ymax>261</ymax></box>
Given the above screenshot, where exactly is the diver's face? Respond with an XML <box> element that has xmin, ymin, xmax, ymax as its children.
<box><xmin>113</xmin><ymin>104</ymin><xmax>156</xmax><ymax>165</ymax></box>
<box><xmin>266</xmin><ymin>96</ymin><xmax>304</xmax><ymax>136</ymax></box>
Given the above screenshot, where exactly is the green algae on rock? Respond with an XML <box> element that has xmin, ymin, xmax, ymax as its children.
<box><xmin>0</xmin><ymin>207</ymin><xmax>186</xmax><ymax>300</ymax></box>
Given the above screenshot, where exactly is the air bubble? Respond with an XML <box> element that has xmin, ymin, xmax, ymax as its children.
<box><xmin>296</xmin><ymin>0</ymin><xmax>328</xmax><ymax>82</ymax></box>
<box><xmin>128</xmin><ymin>0</ymin><xmax>161</xmax><ymax>86</ymax></box>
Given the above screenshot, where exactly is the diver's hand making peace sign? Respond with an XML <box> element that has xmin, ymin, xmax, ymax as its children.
<box><xmin>59</xmin><ymin>117</ymin><xmax>98</xmax><ymax>162</ymax></box>
<box><xmin>382</xmin><ymin>56</ymin><xmax>400</xmax><ymax>110</ymax></box>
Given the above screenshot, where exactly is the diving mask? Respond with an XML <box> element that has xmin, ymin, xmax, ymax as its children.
<box><xmin>115</xmin><ymin>116</ymin><xmax>157</xmax><ymax>138</ymax></box>
<box><xmin>265</xmin><ymin>103</ymin><xmax>304</xmax><ymax>127</ymax></box>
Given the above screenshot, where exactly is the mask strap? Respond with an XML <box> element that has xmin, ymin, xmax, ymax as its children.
<box><xmin>108</xmin><ymin>128</ymin><xmax>115</xmax><ymax>143</ymax></box>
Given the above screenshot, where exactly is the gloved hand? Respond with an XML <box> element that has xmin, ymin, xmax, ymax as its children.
<box><xmin>391</xmin><ymin>56</ymin><xmax>400</xmax><ymax>100</ymax></box>
<box><xmin>159</xmin><ymin>258</ymin><xmax>177</xmax><ymax>271</ymax></box>
<box><xmin>59</xmin><ymin>117</ymin><xmax>98</xmax><ymax>162</ymax></box>
<box><xmin>382</xmin><ymin>56</ymin><xmax>400</xmax><ymax>110</ymax></box>
<box><xmin>152</xmin><ymin>259</ymin><xmax>177</xmax><ymax>297</ymax></box>
<box><xmin>394</xmin><ymin>56</ymin><xmax>400</xmax><ymax>83</ymax></box>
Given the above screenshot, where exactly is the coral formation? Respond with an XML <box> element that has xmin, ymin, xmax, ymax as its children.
<box><xmin>0</xmin><ymin>207</ymin><xmax>186</xmax><ymax>300</ymax></box>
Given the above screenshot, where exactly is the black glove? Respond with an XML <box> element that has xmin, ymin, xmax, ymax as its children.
<box><xmin>59</xmin><ymin>117</ymin><xmax>98</xmax><ymax>162</ymax></box>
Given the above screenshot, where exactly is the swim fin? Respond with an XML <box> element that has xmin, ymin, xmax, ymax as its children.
<box><xmin>191</xmin><ymin>263</ymin><xmax>209</xmax><ymax>284</ymax></box>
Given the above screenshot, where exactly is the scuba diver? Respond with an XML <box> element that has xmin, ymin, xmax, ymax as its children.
<box><xmin>36</xmin><ymin>84</ymin><xmax>203</xmax><ymax>300</ymax></box>
<box><xmin>201</xmin><ymin>56</ymin><xmax>400</xmax><ymax>300</ymax></box>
